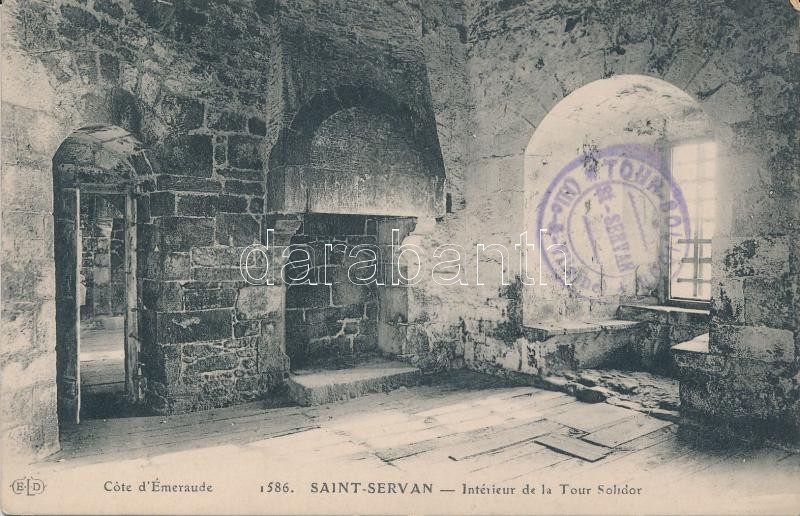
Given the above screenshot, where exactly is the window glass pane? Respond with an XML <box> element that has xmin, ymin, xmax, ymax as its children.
<box><xmin>671</xmin><ymin>280</ymin><xmax>694</xmax><ymax>300</ymax></box>
<box><xmin>669</xmin><ymin>140</ymin><xmax>716</xmax><ymax>302</ymax></box>
<box><xmin>700</xmin><ymin>141</ymin><xmax>717</xmax><ymax>157</ymax></box>
<box><xmin>672</xmin><ymin>144</ymin><xmax>697</xmax><ymax>165</ymax></box>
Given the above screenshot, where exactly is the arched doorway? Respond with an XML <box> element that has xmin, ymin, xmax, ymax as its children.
<box><xmin>53</xmin><ymin>125</ymin><xmax>150</xmax><ymax>423</ymax></box>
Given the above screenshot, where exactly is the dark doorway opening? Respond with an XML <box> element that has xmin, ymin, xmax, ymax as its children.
<box><xmin>53</xmin><ymin>126</ymin><xmax>151</xmax><ymax>424</ymax></box>
<box><xmin>77</xmin><ymin>193</ymin><xmax>132</xmax><ymax>419</ymax></box>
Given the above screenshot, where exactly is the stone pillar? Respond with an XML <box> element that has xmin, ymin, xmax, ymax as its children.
<box><xmin>138</xmin><ymin>131</ymin><xmax>287</xmax><ymax>414</ymax></box>
<box><xmin>676</xmin><ymin>147</ymin><xmax>800</xmax><ymax>443</ymax></box>
<box><xmin>375</xmin><ymin>218</ymin><xmax>417</xmax><ymax>359</ymax></box>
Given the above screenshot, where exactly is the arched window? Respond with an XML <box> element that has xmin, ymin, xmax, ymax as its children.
<box><xmin>524</xmin><ymin>75</ymin><xmax>717</xmax><ymax>323</ymax></box>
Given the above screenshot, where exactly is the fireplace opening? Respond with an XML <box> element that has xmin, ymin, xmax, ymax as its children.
<box><xmin>284</xmin><ymin>214</ymin><xmax>416</xmax><ymax>371</ymax></box>
<box><xmin>285</xmin><ymin>214</ymin><xmax>378</xmax><ymax>370</ymax></box>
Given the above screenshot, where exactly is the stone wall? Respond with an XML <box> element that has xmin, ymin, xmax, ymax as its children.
<box><xmin>2</xmin><ymin>0</ymin><xmax>283</xmax><ymax>453</ymax></box>
<box><xmin>265</xmin><ymin>0</ymin><xmax>464</xmax><ymax>372</ymax></box>
<box><xmin>617</xmin><ymin>305</ymin><xmax>710</xmax><ymax>375</ymax></box>
<box><xmin>2</xmin><ymin>0</ymin><xmax>798</xmax><ymax>462</ymax></box>
<box><xmin>522</xmin><ymin>76</ymin><xmax>715</xmax><ymax>322</ymax></box>
<box><xmin>388</xmin><ymin>0</ymin><xmax>475</xmax><ymax>372</ymax></box>
<box><xmin>459</xmin><ymin>0</ymin><xmax>800</xmax><ymax>438</ymax></box>
<box><xmin>285</xmin><ymin>214</ymin><xmax>379</xmax><ymax>369</ymax></box>
<box><xmin>0</xmin><ymin>0</ymin><xmax>462</xmax><ymax>460</ymax></box>
<box><xmin>79</xmin><ymin>193</ymin><xmax>126</xmax><ymax>321</ymax></box>
<box><xmin>267</xmin><ymin>1</ymin><xmax>446</xmax><ymax>218</ymax></box>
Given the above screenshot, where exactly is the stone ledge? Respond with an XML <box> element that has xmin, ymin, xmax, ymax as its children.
<box><xmin>672</xmin><ymin>333</ymin><xmax>709</xmax><ymax>354</ymax></box>
<box><xmin>523</xmin><ymin>319</ymin><xmax>643</xmax><ymax>341</ymax></box>
<box><xmin>710</xmin><ymin>324</ymin><xmax>795</xmax><ymax>363</ymax></box>
<box><xmin>618</xmin><ymin>304</ymin><xmax>710</xmax><ymax>324</ymax></box>
<box><xmin>521</xmin><ymin>319</ymin><xmax>648</xmax><ymax>372</ymax></box>
<box><xmin>620</xmin><ymin>304</ymin><xmax>709</xmax><ymax>315</ymax></box>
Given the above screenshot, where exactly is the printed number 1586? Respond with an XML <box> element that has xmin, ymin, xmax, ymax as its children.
<box><xmin>260</xmin><ymin>482</ymin><xmax>293</xmax><ymax>493</ymax></box>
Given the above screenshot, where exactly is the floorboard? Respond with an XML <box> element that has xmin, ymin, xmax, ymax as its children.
<box><xmin>46</xmin><ymin>368</ymin><xmax>798</xmax><ymax>505</ymax></box>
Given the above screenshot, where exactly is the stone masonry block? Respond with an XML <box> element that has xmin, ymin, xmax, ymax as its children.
<box><xmin>158</xmin><ymin>94</ymin><xmax>204</xmax><ymax>131</ymax></box>
<box><xmin>710</xmin><ymin>278</ymin><xmax>745</xmax><ymax>325</ymax></box>
<box><xmin>236</xmin><ymin>285</ymin><xmax>284</xmax><ymax>319</ymax></box>
<box><xmin>331</xmin><ymin>268</ymin><xmax>374</xmax><ymax>306</ymax></box>
<box><xmin>157</xmin><ymin>134</ymin><xmax>213</xmax><ymax>178</ymax></box>
<box><xmin>184</xmin><ymin>352</ymin><xmax>239</xmax><ymax>375</ymax></box>
<box><xmin>156</xmin><ymin>309</ymin><xmax>233</xmax><ymax>344</ymax></box>
<box><xmin>215</xmin><ymin>213</ymin><xmax>260</xmax><ymax>246</ymax></box>
<box><xmin>184</xmin><ymin>288</ymin><xmax>237</xmax><ymax>310</ymax></box>
<box><xmin>217</xmin><ymin>194</ymin><xmax>249</xmax><ymax>213</ymax></box>
<box><xmin>286</xmin><ymin>284</ymin><xmax>330</xmax><ymax>309</ymax></box>
<box><xmin>228</xmin><ymin>135</ymin><xmax>264</xmax><ymax>170</ymax></box>
<box><xmin>713</xmin><ymin>236</ymin><xmax>790</xmax><ymax>278</ymax></box>
<box><xmin>742</xmin><ymin>277</ymin><xmax>792</xmax><ymax>330</ymax></box>
<box><xmin>176</xmin><ymin>194</ymin><xmax>217</xmax><ymax>217</ymax></box>
<box><xmin>157</xmin><ymin>217</ymin><xmax>215</xmax><ymax>251</ymax></box>
<box><xmin>710</xmin><ymin>324</ymin><xmax>795</xmax><ymax>363</ymax></box>
<box><xmin>141</xmin><ymin>279</ymin><xmax>183</xmax><ymax>311</ymax></box>
<box><xmin>224</xmin><ymin>180</ymin><xmax>264</xmax><ymax>197</ymax></box>
<box><xmin>143</xmin><ymin>252</ymin><xmax>190</xmax><ymax>281</ymax></box>
<box><xmin>207</xmin><ymin>109</ymin><xmax>246</xmax><ymax>132</ymax></box>
<box><xmin>192</xmin><ymin>246</ymin><xmax>248</xmax><ymax>268</ymax></box>
<box><xmin>218</xmin><ymin>167</ymin><xmax>262</xmax><ymax>182</ymax></box>
<box><xmin>156</xmin><ymin>175</ymin><xmax>222</xmax><ymax>193</ymax></box>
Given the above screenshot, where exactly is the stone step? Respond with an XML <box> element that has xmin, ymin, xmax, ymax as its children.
<box><xmin>670</xmin><ymin>333</ymin><xmax>715</xmax><ymax>382</ymax></box>
<box><xmin>671</xmin><ymin>332</ymin><xmax>710</xmax><ymax>354</ymax></box>
<box><xmin>287</xmin><ymin>359</ymin><xmax>422</xmax><ymax>406</ymax></box>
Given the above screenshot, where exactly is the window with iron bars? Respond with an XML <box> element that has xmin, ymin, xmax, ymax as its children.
<box><xmin>668</xmin><ymin>140</ymin><xmax>716</xmax><ymax>303</ymax></box>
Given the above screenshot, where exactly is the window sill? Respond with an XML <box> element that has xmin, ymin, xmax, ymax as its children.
<box><xmin>664</xmin><ymin>298</ymin><xmax>711</xmax><ymax>311</ymax></box>
<box><xmin>617</xmin><ymin>304</ymin><xmax>710</xmax><ymax>325</ymax></box>
<box><xmin>619</xmin><ymin>304</ymin><xmax>709</xmax><ymax>316</ymax></box>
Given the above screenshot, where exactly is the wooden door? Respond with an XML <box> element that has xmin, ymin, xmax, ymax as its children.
<box><xmin>54</xmin><ymin>187</ymin><xmax>81</xmax><ymax>423</ymax></box>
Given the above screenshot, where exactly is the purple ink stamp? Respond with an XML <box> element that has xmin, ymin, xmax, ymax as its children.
<box><xmin>537</xmin><ymin>143</ymin><xmax>691</xmax><ymax>301</ymax></box>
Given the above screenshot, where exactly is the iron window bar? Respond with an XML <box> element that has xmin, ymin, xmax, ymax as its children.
<box><xmin>674</xmin><ymin>237</ymin><xmax>712</xmax><ymax>298</ymax></box>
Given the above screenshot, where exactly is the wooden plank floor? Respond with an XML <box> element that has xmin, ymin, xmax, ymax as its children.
<box><xmin>45</xmin><ymin>370</ymin><xmax>799</xmax><ymax>508</ymax></box>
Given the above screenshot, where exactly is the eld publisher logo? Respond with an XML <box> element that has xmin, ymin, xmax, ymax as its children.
<box><xmin>10</xmin><ymin>477</ymin><xmax>45</xmax><ymax>496</ymax></box>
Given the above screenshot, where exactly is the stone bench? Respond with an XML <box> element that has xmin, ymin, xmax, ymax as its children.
<box><xmin>286</xmin><ymin>358</ymin><xmax>421</xmax><ymax>406</ymax></box>
<box><xmin>617</xmin><ymin>304</ymin><xmax>710</xmax><ymax>374</ymax></box>
<box><xmin>522</xmin><ymin>319</ymin><xmax>645</xmax><ymax>375</ymax></box>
